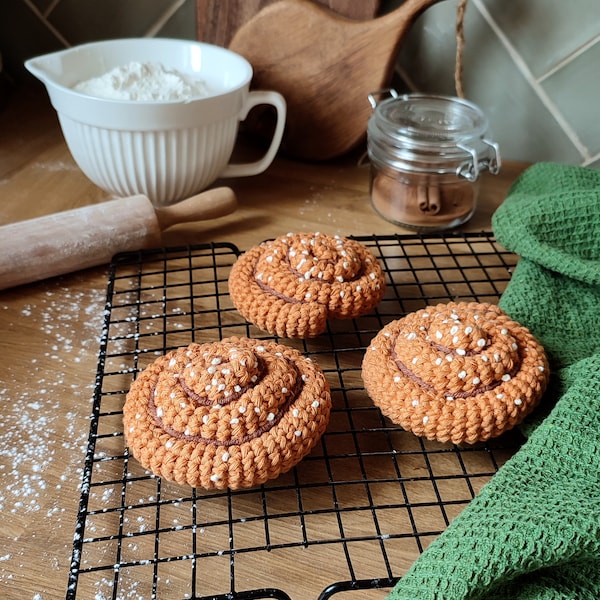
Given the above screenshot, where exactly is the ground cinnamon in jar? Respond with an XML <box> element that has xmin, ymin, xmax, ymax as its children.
<box><xmin>367</xmin><ymin>92</ymin><xmax>500</xmax><ymax>232</ymax></box>
<box><xmin>370</xmin><ymin>169</ymin><xmax>478</xmax><ymax>231</ymax></box>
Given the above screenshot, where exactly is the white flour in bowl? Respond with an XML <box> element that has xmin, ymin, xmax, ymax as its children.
<box><xmin>73</xmin><ymin>61</ymin><xmax>211</xmax><ymax>101</ymax></box>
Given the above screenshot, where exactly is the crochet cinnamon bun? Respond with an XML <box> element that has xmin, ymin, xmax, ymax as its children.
<box><xmin>362</xmin><ymin>302</ymin><xmax>549</xmax><ymax>444</ymax></box>
<box><xmin>124</xmin><ymin>336</ymin><xmax>331</xmax><ymax>489</ymax></box>
<box><xmin>228</xmin><ymin>232</ymin><xmax>386</xmax><ymax>338</ymax></box>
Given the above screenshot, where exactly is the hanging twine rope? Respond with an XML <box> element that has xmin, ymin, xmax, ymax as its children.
<box><xmin>455</xmin><ymin>0</ymin><xmax>468</xmax><ymax>98</ymax></box>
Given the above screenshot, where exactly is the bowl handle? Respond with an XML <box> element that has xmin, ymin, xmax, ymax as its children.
<box><xmin>220</xmin><ymin>90</ymin><xmax>287</xmax><ymax>178</ymax></box>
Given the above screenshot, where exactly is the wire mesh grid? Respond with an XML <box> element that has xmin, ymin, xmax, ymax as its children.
<box><xmin>67</xmin><ymin>232</ymin><xmax>523</xmax><ymax>600</ymax></box>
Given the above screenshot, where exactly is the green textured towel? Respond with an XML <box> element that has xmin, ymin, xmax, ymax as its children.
<box><xmin>387</xmin><ymin>162</ymin><xmax>600</xmax><ymax>600</ymax></box>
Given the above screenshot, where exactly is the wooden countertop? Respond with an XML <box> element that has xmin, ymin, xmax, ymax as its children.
<box><xmin>0</xmin><ymin>86</ymin><xmax>528</xmax><ymax>599</ymax></box>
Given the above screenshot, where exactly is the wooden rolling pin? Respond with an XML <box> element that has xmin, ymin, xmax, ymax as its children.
<box><xmin>0</xmin><ymin>187</ymin><xmax>237</xmax><ymax>291</ymax></box>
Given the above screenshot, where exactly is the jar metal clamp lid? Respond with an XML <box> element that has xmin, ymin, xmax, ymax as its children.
<box><xmin>367</xmin><ymin>90</ymin><xmax>501</xmax><ymax>182</ymax></box>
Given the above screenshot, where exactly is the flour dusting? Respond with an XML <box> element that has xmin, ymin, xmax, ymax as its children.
<box><xmin>0</xmin><ymin>284</ymin><xmax>106</xmax><ymax>595</ymax></box>
<box><xmin>73</xmin><ymin>61</ymin><xmax>211</xmax><ymax>101</ymax></box>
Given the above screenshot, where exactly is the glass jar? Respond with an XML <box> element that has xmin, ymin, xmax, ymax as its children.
<box><xmin>367</xmin><ymin>91</ymin><xmax>501</xmax><ymax>231</ymax></box>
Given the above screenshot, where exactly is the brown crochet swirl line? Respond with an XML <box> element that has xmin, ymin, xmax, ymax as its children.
<box><xmin>123</xmin><ymin>337</ymin><xmax>331</xmax><ymax>490</ymax></box>
<box><xmin>362</xmin><ymin>302</ymin><xmax>550</xmax><ymax>445</ymax></box>
<box><xmin>228</xmin><ymin>232</ymin><xmax>386</xmax><ymax>338</ymax></box>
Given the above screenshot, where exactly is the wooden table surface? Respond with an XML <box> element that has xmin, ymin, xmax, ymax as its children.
<box><xmin>0</xmin><ymin>86</ymin><xmax>528</xmax><ymax>599</ymax></box>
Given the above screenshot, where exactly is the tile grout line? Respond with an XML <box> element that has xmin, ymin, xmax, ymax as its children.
<box><xmin>537</xmin><ymin>33</ymin><xmax>600</xmax><ymax>84</ymax></box>
<box><xmin>393</xmin><ymin>64</ymin><xmax>418</xmax><ymax>93</ymax></box>
<box><xmin>43</xmin><ymin>0</ymin><xmax>62</xmax><ymax>19</ymax></box>
<box><xmin>471</xmin><ymin>0</ymin><xmax>590</xmax><ymax>162</ymax></box>
<box><xmin>20</xmin><ymin>0</ymin><xmax>71</xmax><ymax>48</ymax></box>
<box><xmin>582</xmin><ymin>150</ymin><xmax>600</xmax><ymax>168</ymax></box>
<box><xmin>144</xmin><ymin>0</ymin><xmax>189</xmax><ymax>37</ymax></box>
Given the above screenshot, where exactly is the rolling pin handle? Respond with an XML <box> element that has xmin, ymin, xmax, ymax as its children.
<box><xmin>154</xmin><ymin>187</ymin><xmax>238</xmax><ymax>231</ymax></box>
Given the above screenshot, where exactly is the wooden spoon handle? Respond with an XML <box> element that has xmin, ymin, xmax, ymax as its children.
<box><xmin>154</xmin><ymin>187</ymin><xmax>238</xmax><ymax>231</ymax></box>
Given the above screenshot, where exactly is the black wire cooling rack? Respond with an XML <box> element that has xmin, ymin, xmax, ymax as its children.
<box><xmin>66</xmin><ymin>232</ymin><xmax>523</xmax><ymax>600</ymax></box>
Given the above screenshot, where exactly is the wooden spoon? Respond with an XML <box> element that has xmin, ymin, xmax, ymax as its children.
<box><xmin>229</xmin><ymin>0</ymin><xmax>445</xmax><ymax>161</ymax></box>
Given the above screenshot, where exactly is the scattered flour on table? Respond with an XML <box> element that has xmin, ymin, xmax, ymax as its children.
<box><xmin>1</xmin><ymin>279</ymin><xmax>199</xmax><ymax>598</ymax></box>
<box><xmin>0</xmin><ymin>284</ymin><xmax>106</xmax><ymax>595</ymax></box>
<box><xmin>32</xmin><ymin>161</ymin><xmax>78</xmax><ymax>172</ymax></box>
<box><xmin>73</xmin><ymin>61</ymin><xmax>211</xmax><ymax>101</ymax></box>
<box><xmin>0</xmin><ymin>287</ymin><xmax>105</xmax><ymax>512</ymax></box>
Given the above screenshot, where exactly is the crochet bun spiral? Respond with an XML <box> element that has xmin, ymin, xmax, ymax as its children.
<box><xmin>228</xmin><ymin>232</ymin><xmax>385</xmax><ymax>338</ymax></box>
<box><xmin>124</xmin><ymin>337</ymin><xmax>331</xmax><ymax>490</ymax></box>
<box><xmin>362</xmin><ymin>302</ymin><xmax>549</xmax><ymax>445</ymax></box>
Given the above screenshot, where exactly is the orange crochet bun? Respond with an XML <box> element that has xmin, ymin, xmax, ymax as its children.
<box><xmin>228</xmin><ymin>232</ymin><xmax>386</xmax><ymax>338</ymax></box>
<box><xmin>362</xmin><ymin>302</ymin><xmax>550</xmax><ymax>445</ymax></box>
<box><xmin>123</xmin><ymin>337</ymin><xmax>331</xmax><ymax>490</ymax></box>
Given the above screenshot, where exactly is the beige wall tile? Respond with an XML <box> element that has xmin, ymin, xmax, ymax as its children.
<box><xmin>388</xmin><ymin>0</ymin><xmax>600</xmax><ymax>166</ymax></box>
<box><xmin>480</xmin><ymin>0</ymin><xmax>600</xmax><ymax>79</ymax></box>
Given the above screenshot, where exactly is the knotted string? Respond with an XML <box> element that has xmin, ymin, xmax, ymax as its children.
<box><xmin>455</xmin><ymin>0</ymin><xmax>468</xmax><ymax>97</ymax></box>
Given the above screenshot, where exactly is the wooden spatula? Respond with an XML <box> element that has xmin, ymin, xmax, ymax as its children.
<box><xmin>229</xmin><ymin>0</ymin><xmax>445</xmax><ymax>161</ymax></box>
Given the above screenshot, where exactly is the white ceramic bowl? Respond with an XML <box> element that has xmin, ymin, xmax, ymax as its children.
<box><xmin>25</xmin><ymin>38</ymin><xmax>286</xmax><ymax>206</ymax></box>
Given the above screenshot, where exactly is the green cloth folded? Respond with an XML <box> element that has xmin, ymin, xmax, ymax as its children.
<box><xmin>387</xmin><ymin>162</ymin><xmax>600</xmax><ymax>599</ymax></box>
